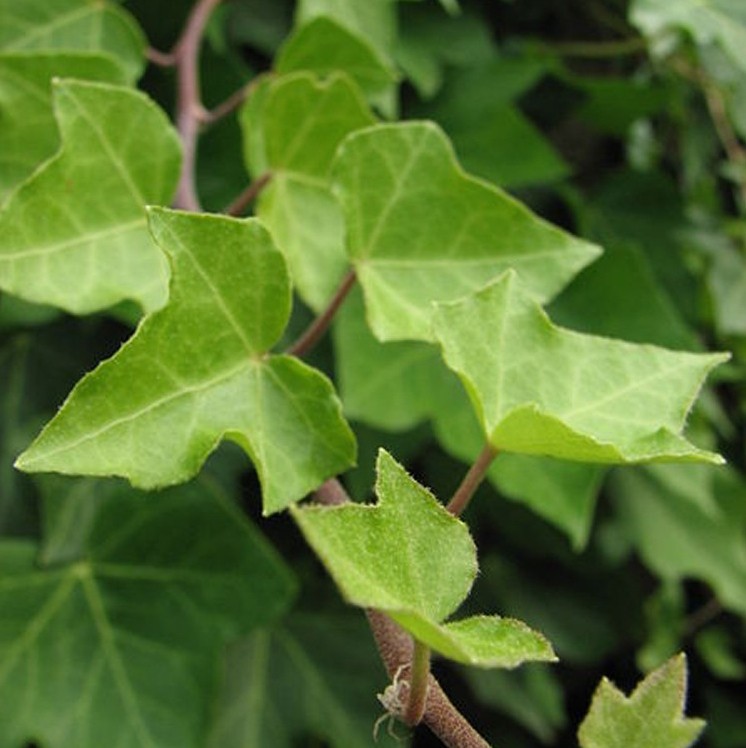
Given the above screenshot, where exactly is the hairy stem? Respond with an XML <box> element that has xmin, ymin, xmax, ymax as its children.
<box><xmin>403</xmin><ymin>639</ymin><xmax>431</xmax><ymax>726</ymax></box>
<box><xmin>173</xmin><ymin>0</ymin><xmax>224</xmax><ymax>211</ymax></box>
<box><xmin>367</xmin><ymin>610</ymin><xmax>491</xmax><ymax>748</ymax></box>
<box><xmin>286</xmin><ymin>270</ymin><xmax>357</xmax><ymax>358</ymax></box>
<box><xmin>224</xmin><ymin>172</ymin><xmax>273</xmax><ymax>216</ymax></box>
<box><xmin>446</xmin><ymin>444</ymin><xmax>499</xmax><ymax>517</ymax></box>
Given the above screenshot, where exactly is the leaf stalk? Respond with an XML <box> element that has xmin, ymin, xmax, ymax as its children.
<box><xmin>286</xmin><ymin>269</ymin><xmax>357</xmax><ymax>358</ymax></box>
<box><xmin>403</xmin><ymin>639</ymin><xmax>431</xmax><ymax>726</ymax></box>
<box><xmin>446</xmin><ymin>444</ymin><xmax>499</xmax><ymax>516</ymax></box>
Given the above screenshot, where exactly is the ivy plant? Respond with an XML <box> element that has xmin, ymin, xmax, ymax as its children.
<box><xmin>2</xmin><ymin>0</ymin><xmax>745</xmax><ymax>747</ymax></box>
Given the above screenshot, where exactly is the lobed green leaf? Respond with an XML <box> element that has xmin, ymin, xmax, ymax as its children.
<box><xmin>294</xmin><ymin>450</ymin><xmax>555</xmax><ymax>667</ymax></box>
<box><xmin>578</xmin><ymin>654</ymin><xmax>705</xmax><ymax>748</ymax></box>
<box><xmin>332</xmin><ymin>121</ymin><xmax>600</xmax><ymax>342</ymax></box>
<box><xmin>434</xmin><ymin>271</ymin><xmax>729</xmax><ymax>464</ymax></box>
<box><xmin>16</xmin><ymin>209</ymin><xmax>356</xmax><ymax>514</ymax></box>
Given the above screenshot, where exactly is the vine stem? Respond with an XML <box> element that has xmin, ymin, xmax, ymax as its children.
<box><xmin>224</xmin><ymin>172</ymin><xmax>273</xmax><ymax>216</ymax></box>
<box><xmin>446</xmin><ymin>444</ymin><xmax>499</xmax><ymax>517</ymax></box>
<box><xmin>286</xmin><ymin>270</ymin><xmax>357</xmax><ymax>357</ymax></box>
<box><xmin>173</xmin><ymin>0</ymin><xmax>224</xmax><ymax>212</ymax></box>
<box><xmin>311</xmin><ymin>482</ymin><xmax>491</xmax><ymax>746</ymax></box>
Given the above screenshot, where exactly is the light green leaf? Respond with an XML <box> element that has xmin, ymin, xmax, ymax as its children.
<box><xmin>332</xmin><ymin>121</ymin><xmax>600</xmax><ymax>342</ymax></box>
<box><xmin>294</xmin><ymin>449</ymin><xmax>477</xmax><ymax>621</ymax></box>
<box><xmin>16</xmin><ymin>209</ymin><xmax>356</xmax><ymax>514</ymax></box>
<box><xmin>578</xmin><ymin>654</ymin><xmax>705</xmax><ymax>748</ymax></box>
<box><xmin>258</xmin><ymin>175</ymin><xmax>349</xmax><ymax>311</ymax></box>
<box><xmin>295</xmin><ymin>0</ymin><xmax>396</xmax><ymax>67</ymax></box>
<box><xmin>0</xmin><ymin>0</ymin><xmax>147</xmax><ymax>82</ymax></box>
<box><xmin>0</xmin><ymin>79</ymin><xmax>179</xmax><ymax>315</ymax></box>
<box><xmin>393</xmin><ymin>613</ymin><xmax>556</xmax><ymax>668</ymax></box>
<box><xmin>276</xmin><ymin>17</ymin><xmax>398</xmax><ymax>108</ymax></box>
<box><xmin>0</xmin><ymin>479</ymin><xmax>296</xmax><ymax>748</ymax></box>
<box><xmin>0</xmin><ymin>52</ymin><xmax>126</xmax><ymax>202</ymax></box>
<box><xmin>208</xmin><ymin>614</ymin><xmax>402</xmax><ymax>748</ymax></box>
<box><xmin>433</xmin><ymin>271</ymin><xmax>728</xmax><ymax>464</ymax></box>
<box><xmin>334</xmin><ymin>288</ymin><xmax>605</xmax><ymax>546</ymax></box>
<box><xmin>242</xmin><ymin>71</ymin><xmax>375</xmax><ymax>180</ymax></box>
<box><xmin>240</xmin><ymin>72</ymin><xmax>374</xmax><ymax>310</ymax></box>
<box><xmin>631</xmin><ymin>0</ymin><xmax>746</xmax><ymax>73</ymax></box>
<box><xmin>293</xmin><ymin>450</ymin><xmax>554</xmax><ymax>667</ymax></box>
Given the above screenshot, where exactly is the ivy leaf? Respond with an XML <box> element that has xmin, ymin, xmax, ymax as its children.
<box><xmin>433</xmin><ymin>271</ymin><xmax>728</xmax><ymax>464</ymax></box>
<box><xmin>578</xmin><ymin>654</ymin><xmax>705</xmax><ymax>748</ymax></box>
<box><xmin>294</xmin><ymin>450</ymin><xmax>555</xmax><ymax>667</ymax></box>
<box><xmin>334</xmin><ymin>288</ymin><xmax>605</xmax><ymax>547</ymax></box>
<box><xmin>332</xmin><ymin>121</ymin><xmax>600</xmax><ymax>342</ymax></box>
<box><xmin>0</xmin><ymin>478</ymin><xmax>296</xmax><ymax>748</ymax></box>
<box><xmin>16</xmin><ymin>208</ymin><xmax>356</xmax><ymax>514</ymax></box>
<box><xmin>0</xmin><ymin>0</ymin><xmax>147</xmax><ymax>82</ymax></box>
<box><xmin>241</xmin><ymin>71</ymin><xmax>374</xmax><ymax>310</ymax></box>
<box><xmin>0</xmin><ymin>79</ymin><xmax>179</xmax><ymax>314</ymax></box>
<box><xmin>276</xmin><ymin>17</ymin><xmax>398</xmax><ymax>110</ymax></box>
<box><xmin>0</xmin><ymin>52</ymin><xmax>126</xmax><ymax>201</ymax></box>
<box><xmin>208</xmin><ymin>614</ymin><xmax>401</xmax><ymax>748</ymax></box>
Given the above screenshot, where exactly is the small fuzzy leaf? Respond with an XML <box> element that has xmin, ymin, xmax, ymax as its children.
<box><xmin>332</xmin><ymin>121</ymin><xmax>600</xmax><ymax>342</ymax></box>
<box><xmin>0</xmin><ymin>79</ymin><xmax>179</xmax><ymax>314</ymax></box>
<box><xmin>579</xmin><ymin>654</ymin><xmax>705</xmax><ymax>748</ymax></box>
<box><xmin>16</xmin><ymin>209</ymin><xmax>356</xmax><ymax>514</ymax></box>
<box><xmin>294</xmin><ymin>450</ymin><xmax>554</xmax><ymax>667</ymax></box>
<box><xmin>392</xmin><ymin>614</ymin><xmax>556</xmax><ymax>668</ymax></box>
<box><xmin>433</xmin><ymin>271</ymin><xmax>728</xmax><ymax>464</ymax></box>
<box><xmin>0</xmin><ymin>0</ymin><xmax>146</xmax><ymax>82</ymax></box>
<box><xmin>293</xmin><ymin>449</ymin><xmax>477</xmax><ymax>622</ymax></box>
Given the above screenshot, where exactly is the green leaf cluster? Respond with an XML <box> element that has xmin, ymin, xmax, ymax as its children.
<box><xmin>2</xmin><ymin>0</ymin><xmax>743</xmax><ymax>746</ymax></box>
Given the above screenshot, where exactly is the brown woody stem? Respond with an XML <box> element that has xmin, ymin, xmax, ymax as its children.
<box><xmin>446</xmin><ymin>444</ymin><xmax>499</xmax><ymax>516</ymax></box>
<box><xmin>173</xmin><ymin>0</ymin><xmax>224</xmax><ymax>211</ymax></box>
<box><xmin>286</xmin><ymin>270</ymin><xmax>357</xmax><ymax>358</ymax></box>
<box><xmin>224</xmin><ymin>172</ymin><xmax>273</xmax><ymax>217</ymax></box>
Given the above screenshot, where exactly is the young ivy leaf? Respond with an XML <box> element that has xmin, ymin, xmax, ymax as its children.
<box><xmin>433</xmin><ymin>271</ymin><xmax>729</xmax><ymax>464</ymax></box>
<box><xmin>331</xmin><ymin>121</ymin><xmax>601</xmax><ymax>342</ymax></box>
<box><xmin>241</xmin><ymin>71</ymin><xmax>374</xmax><ymax>310</ymax></box>
<box><xmin>293</xmin><ymin>450</ymin><xmax>556</xmax><ymax>668</ymax></box>
<box><xmin>16</xmin><ymin>208</ymin><xmax>356</xmax><ymax>514</ymax></box>
<box><xmin>0</xmin><ymin>79</ymin><xmax>179</xmax><ymax>314</ymax></box>
<box><xmin>578</xmin><ymin>654</ymin><xmax>705</xmax><ymax>748</ymax></box>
